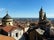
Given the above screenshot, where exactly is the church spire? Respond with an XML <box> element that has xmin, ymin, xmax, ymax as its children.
<box><xmin>39</xmin><ymin>7</ymin><xmax>44</xmax><ymax>21</ymax></box>
<box><xmin>39</xmin><ymin>7</ymin><xmax>43</xmax><ymax>13</ymax></box>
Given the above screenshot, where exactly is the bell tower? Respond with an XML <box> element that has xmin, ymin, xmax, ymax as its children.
<box><xmin>39</xmin><ymin>7</ymin><xmax>44</xmax><ymax>22</ymax></box>
<box><xmin>43</xmin><ymin>13</ymin><xmax>47</xmax><ymax>20</ymax></box>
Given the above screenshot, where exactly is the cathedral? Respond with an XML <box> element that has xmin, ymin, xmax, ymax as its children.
<box><xmin>28</xmin><ymin>7</ymin><xmax>54</xmax><ymax>40</ymax></box>
<box><xmin>38</xmin><ymin>7</ymin><xmax>51</xmax><ymax>29</ymax></box>
<box><xmin>39</xmin><ymin>7</ymin><xmax>46</xmax><ymax>22</ymax></box>
<box><xmin>2</xmin><ymin>13</ymin><xmax>13</xmax><ymax>26</ymax></box>
<box><xmin>0</xmin><ymin>8</ymin><xmax>54</xmax><ymax>40</ymax></box>
<box><xmin>0</xmin><ymin>12</ymin><xmax>25</xmax><ymax>40</ymax></box>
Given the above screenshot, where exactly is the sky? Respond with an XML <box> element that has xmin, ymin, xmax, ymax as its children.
<box><xmin>0</xmin><ymin>0</ymin><xmax>54</xmax><ymax>18</ymax></box>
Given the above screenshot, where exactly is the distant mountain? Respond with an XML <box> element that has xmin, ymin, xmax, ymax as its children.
<box><xmin>13</xmin><ymin>18</ymin><xmax>54</xmax><ymax>20</ymax></box>
<box><xmin>0</xmin><ymin>18</ymin><xmax>54</xmax><ymax>21</ymax></box>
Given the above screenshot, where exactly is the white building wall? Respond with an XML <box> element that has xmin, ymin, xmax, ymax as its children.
<box><xmin>25</xmin><ymin>27</ymin><xmax>29</xmax><ymax>32</ymax></box>
<box><xmin>8</xmin><ymin>32</ymin><xmax>10</xmax><ymax>36</ymax></box>
<box><xmin>10</xmin><ymin>28</ymin><xmax>24</xmax><ymax>40</ymax></box>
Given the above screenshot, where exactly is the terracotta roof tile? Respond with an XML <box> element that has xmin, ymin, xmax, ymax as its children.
<box><xmin>2</xmin><ymin>26</ymin><xmax>13</xmax><ymax>32</ymax></box>
<box><xmin>0</xmin><ymin>25</ymin><xmax>24</xmax><ymax>32</ymax></box>
<box><xmin>0</xmin><ymin>35</ymin><xmax>15</xmax><ymax>40</ymax></box>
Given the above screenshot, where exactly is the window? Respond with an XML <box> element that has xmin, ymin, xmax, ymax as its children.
<box><xmin>10</xmin><ymin>33</ymin><xmax>11</xmax><ymax>37</ymax></box>
<box><xmin>16</xmin><ymin>33</ymin><xmax>18</xmax><ymax>37</ymax></box>
<box><xmin>9</xmin><ymin>23</ymin><xmax>10</xmax><ymax>24</ymax></box>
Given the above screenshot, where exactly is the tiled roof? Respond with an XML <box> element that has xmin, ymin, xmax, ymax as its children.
<box><xmin>0</xmin><ymin>25</ymin><xmax>24</xmax><ymax>32</ymax></box>
<box><xmin>2</xmin><ymin>26</ymin><xmax>14</xmax><ymax>32</ymax></box>
<box><xmin>2</xmin><ymin>26</ymin><xmax>22</xmax><ymax>32</ymax></box>
<box><xmin>2</xmin><ymin>14</ymin><xmax>12</xmax><ymax>19</ymax></box>
<box><xmin>0</xmin><ymin>35</ymin><xmax>15</xmax><ymax>40</ymax></box>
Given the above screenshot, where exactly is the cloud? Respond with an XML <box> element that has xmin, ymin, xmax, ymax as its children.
<box><xmin>0</xmin><ymin>8</ymin><xmax>5</xmax><ymax>12</ymax></box>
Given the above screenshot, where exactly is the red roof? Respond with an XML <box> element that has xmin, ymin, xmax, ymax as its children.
<box><xmin>2</xmin><ymin>26</ymin><xmax>13</xmax><ymax>32</ymax></box>
<box><xmin>0</xmin><ymin>35</ymin><xmax>15</xmax><ymax>40</ymax></box>
<box><xmin>0</xmin><ymin>25</ymin><xmax>25</xmax><ymax>32</ymax></box>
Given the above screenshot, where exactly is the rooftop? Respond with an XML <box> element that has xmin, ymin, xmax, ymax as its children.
<box><xmin>0</xmin><ymin>35</ymin><xmax>15</xmax><ymax>40</ymax></box>
<box><xmin>2</xmin><ymin>13</ymin><xmax>12</xmax><ymax>19</ymax></box>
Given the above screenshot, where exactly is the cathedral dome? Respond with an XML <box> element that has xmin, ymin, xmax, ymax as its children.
<box><xmin>2</xmin><ymin>14</ymin><xmax>12</xmax><ymax>19</ymax></box>
<box><xmin>2</xmin><ymin>13</ymin><xmax>13</xmax><ymax>26</ymax></box>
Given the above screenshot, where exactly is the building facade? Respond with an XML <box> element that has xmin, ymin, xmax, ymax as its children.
<box><xmin>0</xmin><ymin>12</ymin><xmax>25</xmax><ymax>40</ymax></box>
